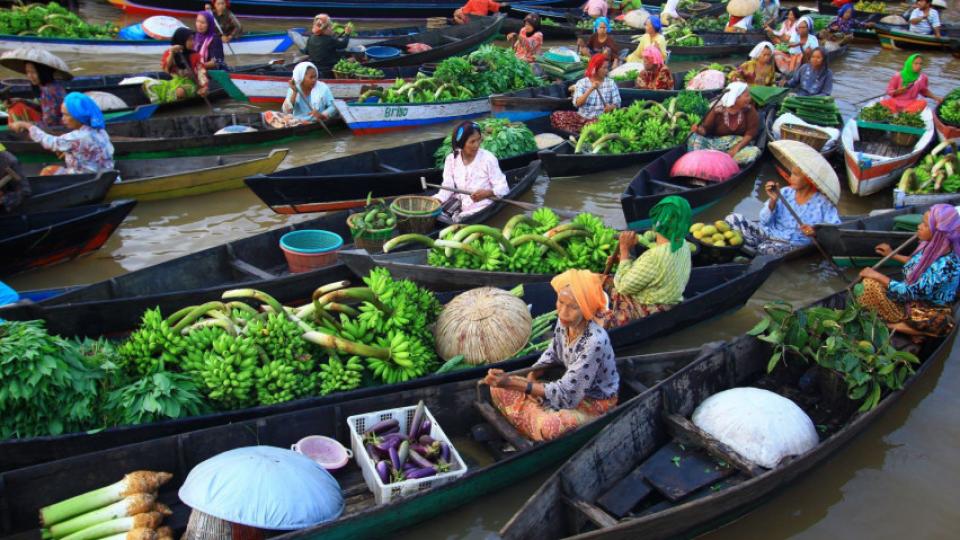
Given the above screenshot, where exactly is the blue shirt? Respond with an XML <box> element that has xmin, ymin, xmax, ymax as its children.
<box><xmin>787</xmin><ymin>64</ymin><xmax>833</xmax><ymax>97</ymax></box>
<box><xmin>888</xmin><ymin>251</ymin><xmax>960</xmax><ymax>306</ymax></box>
<box><xmin>759</xmin><ymin>187</ymin><xmax>840</xmax><ymax>246</ymax></box>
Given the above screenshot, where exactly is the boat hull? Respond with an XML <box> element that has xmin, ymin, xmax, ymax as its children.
<box><xmin>335</xmin><ymin>97</ymin><xmax>491</xmax><ymax>135</ymax></box>
<box><xmin>109</xmin><ymin>0</ymin><xmax>570</xmax><ymax>18</ymax></box>
<box><xmin>213</xmin><ymin>70</ymin><xmax>413</xmax><ymax>102</ymax></box>
<box><xmin>0</xmin><ymin>32</ymin><xmax>292</xmax><ymax>56</ymax></box>
<box><xmin>875</xmin><ymin>24</ymin><xmax>960</xmax><ymax>56</ymax></box>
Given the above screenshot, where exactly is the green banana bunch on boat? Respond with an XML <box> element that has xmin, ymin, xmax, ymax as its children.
<box><xmin>899</xmin><ymin>140</ymin><xmax>960</xmax><ymax>195</ymax></box>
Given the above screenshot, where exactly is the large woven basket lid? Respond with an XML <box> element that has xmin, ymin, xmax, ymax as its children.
<box><xmin>0</xmin><ymin>48</ymin><xmax>72</xmax><ymax>80</ymax></box>
<box><xmin>769</xmin><ymin>139</ymin><xmax>841</xmax><ymax>205</ymax></box>
<box><xmin>726</xmin><ymin>0</ymin><xmax>760</xmax><ymax>18</ymax></box>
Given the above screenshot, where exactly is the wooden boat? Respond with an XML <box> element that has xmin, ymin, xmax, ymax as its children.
<box><xmin>19</xmin><ymin>171</ymin><xmax>118</xmax><ymax>212</ymax></box>
<box><xmin>620</xmin><ymin>114</ymin><xmax>770</xmax><ymax>230</ymax></box>
<box><xmin>0</xmin><ymin>253</ymin><xmax>777</xmax><ymax>472</ymax></box>
<box><xmin>764</xmin><ymin>109</ymin><xmax>842</xmax><ymax>165</ymax></box>
<box><xmin>21</xmin><ymin>150</ymin><xmax>290</xmax><ymax>202</ymax></box>
<box><xmin>0</xmin><ymin>200</ymin><xmax>136</xmax><ymax>277</ymax></box>
<box><xmin>875</xmin><ymin>23</ymin><xmax>960</xmax><ymax>56</ymax></box>
<box><xmin>934</xmin><ymin>100</ymin><xmax>960</xmax><ymax>142</ymax></box>
<box><xmin>209</xmin><ymin>65</ymin><xmax>421</xmax><ymax>102</ymax></box>
<box><xmin>244</xmin><ymin>118</ymin><xmax>555</xmax><ymax>213</ymax></box>
<box><xmin>0</xmin><ymin>28</ymin><xmax>292</xmax><ymax>56</ymax></box>
<box><xmin>336</xmin><ymin>94</ymin><xmax>492</xmax><ymax>135</ymax></box>
<box><xmin>0</xmin><ymin>112</ymin><xmax>337</xmax><ymax>161</ymax></box>
<box><xmin>0</xmin><ymin>346</ymin><xmax>702</xmax><ymax>538</ymax></box>
<box><xmin>500</xmin><ymin>289</ymin><xmax>955</xmax><ymax>540</ymax></box>
<box><xmin>609</xmin><ymin>32</ymin><xmax>756</xmax><ymax>61</ymax></box>
<box><xmin>841</xmin><ymin>100</ymin><xmax>936</xmax><ymax>197</ymax></box>
<box><xmin>0</xmin><ymin>103</ymin><xmax>157</xmax><ymax>131</ymax></box>
<box><xmin>109</xmin><ymin>0</ymin><xmax>570</xmax><ymax>18</ymax></box>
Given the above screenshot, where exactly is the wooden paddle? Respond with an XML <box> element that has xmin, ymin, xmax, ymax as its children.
<box><xmin>852</xmin><ymin>81</ymin><xmax>917</xmax><ymax>106</ymax></box>
<box><xmin>845</xmin><ymin>232</ymin><xmax>919</xmax><ymax>292</ymax></box>
<box><xmin>177</xmin><ymin>50</ymin><xmax>217</xmax><ymax>114</ymax></box>
<box><xmin>207</xmin><ymin>7</ymin><xmax>240</xmax><ymax>65</ymax></box>
<box><xmin>423</xmin><ymin>180</ymin><xmax>579</xmax><ymax>219</ymax></box>
<box><xmin>772</xmin><ymin>184</ymin><xmax>846</xmax><ymax>275</ymax></box>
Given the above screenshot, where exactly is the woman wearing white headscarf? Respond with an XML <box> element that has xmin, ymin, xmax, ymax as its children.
<box><xmin>774</xmin><ymin>15</ymin><xmax>818</xmax><ymax>74</ymax></box>
<box><xmin>687</xmin><ymin>81</ymin><xmax>762</xmax><ymax>165</ymax></box>
<box><xmin>730</xmin><ymin>41</ymin><xmax>777</xmax><ymax>86</ymax></box>
<box><xmin>262</xmin><ymin>61</ymin><xmax>337</xmax><ymax>128</ymax></box>
<box><xmin>660</xmin><ymin>0</ymin><xmax>683</xmax><ymax>25</ymax></box>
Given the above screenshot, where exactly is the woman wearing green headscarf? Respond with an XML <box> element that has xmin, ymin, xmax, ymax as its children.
<box><xmin>600</xmin><ymin>196</ymin><xmax>693</xmax><ymax>329</ymax></box>
<box><xmin>880</xmin><ymin>54</ymin><xmax>941</xmax><ymax>114</ymax></box>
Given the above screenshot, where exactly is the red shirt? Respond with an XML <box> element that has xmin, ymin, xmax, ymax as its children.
<box><xmin>461</xmin><ymin>0</ymin><xmax>502</xmax><ymax>16</ymax></box>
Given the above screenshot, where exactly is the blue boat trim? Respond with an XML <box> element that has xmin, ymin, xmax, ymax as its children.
<box><xmin>347</xmin><ymin>111</ymin><xmax>488</xmax><ymax>130</ymax></box>
<box><xmin>492</xmin><ymin>111</ymin><xmax>551</xmax><ymax>122</ymax></box>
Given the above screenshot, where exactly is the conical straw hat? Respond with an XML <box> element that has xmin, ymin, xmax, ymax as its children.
<box><xmin>769</xmin><ymin>140</ymin><xmax>841</xmax><ymax>205</ymax></box>
<box><xmin>0</xmin><ymin>48</ymin><xmax>72</xmax><ymax>80</ymax></box>
<box><xmin>727</xmin><ymin>0</ymin><xmax>760</xmax><ymax>18</ymax></box>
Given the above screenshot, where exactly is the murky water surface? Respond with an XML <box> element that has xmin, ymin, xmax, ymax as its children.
<box><xmin>4</xmin><ymin>1</ymin><xmax>960</xmax><ymax>538</ymax></box>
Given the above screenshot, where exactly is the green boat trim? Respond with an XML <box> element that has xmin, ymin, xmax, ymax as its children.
<box><xmin>208</xmin><ymin>69</ymin><xmax>250</xmax><ymax>103</ymax></box>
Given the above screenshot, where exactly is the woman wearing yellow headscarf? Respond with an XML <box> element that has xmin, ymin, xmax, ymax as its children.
<box><xmin>484</xmin><ymin>269</ymin><xmax>619</xmax><ymax>442</ymax></box>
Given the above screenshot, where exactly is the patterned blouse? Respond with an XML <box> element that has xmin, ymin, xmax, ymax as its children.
<box><xmin>436</xmin><ymin>148</ymin><xmax>509</xmax><ymax>219</ymax></box>
<box><xmin>28</xmin><ymin>125</ymin><xmax>115</xmax><ymax>175</ymax></box>
<box><xmin>512</xmin><ymin>28</ymin><xmax>543</xmax><ymax>63</ymax></box>
<box><xmin>636</xmin><ymin>65</ymin><xmax>674</xmax><ymax>91</ymax></box>
<box><xmin>532</xmin><ymin>321</ymin><xmax>619</xmax><ymax>410</ymax></box>
<box><xmin>758</xmin><ymin>187</ymin><xmax>840</xmax><ymax>246</ymax></box>
<box><xmin>731</xmin><ymin>59</ymin><xmax>777</xmax><ymax>87</ymax></box>
<box><xmin>39</xmin><ymin>82</ymin><xmax>66</xmax><ymax>128</ymax></box>
<box><xmin>573</xmin><ymin>77</ymin><xmax>621</xmax><ymax>119</ymax></box>
<box><xmin>614</xmin><ymin>242</ymin><xmax>692</xmax><ymax>305</ymax></box>
<box><xmin>888</xmin><ymin>252</ymin><xmax>960</xmax><ymax>307</ymax></box>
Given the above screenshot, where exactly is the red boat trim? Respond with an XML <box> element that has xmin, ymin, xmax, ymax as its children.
<box><xmin>273</xmin><ymin>199</ymin><xmax>369</xmax><ymax>214</ymax></box>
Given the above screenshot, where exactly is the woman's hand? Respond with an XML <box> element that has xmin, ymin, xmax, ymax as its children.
<box><xmin>875</xmin><ymin>243</ymin><xmax>893</xmax><ymax>257</ymax></box>
<box><xmin>288</xmin><ymin>79</ymin><xmax>298</xmax><ymax>92</ymax></box>
<box><xmin>171</xmin><ymin>44</ymin><xmax>183</xmax><ymax>53</ymax></box>
<box><xmin>9</xmin><ymin>120</ymin><xmax>32</xmax><ymax>133</ymax></box>
<box><xmin>310</xmin><ymin>110</ymin><xmax>329</xmax><ymax>122</ymax></box>
<box><xmin>223</xmin><ymin>35</ymin><xmax>232</xmax><ymax>43</ymax></box>
<box><xmin>764</xmin><ymin>181</ymin><xmax>779</xmax><ymax>210</ymax></box>
<box><xmin>483</xmin><ymin>368</ymin><xmax>510</xmax><ymax>387</ymax></box>
<box><xmin>618</xmin><ymin>230</ymin><xmax>637</xmax><ymax>258</ymax></box>
<box><xmin>800</xmin><ymin>224</ymin><xmax>814</xmax><ymax>237</ymax></box>
<box><xmin>859</xmin><ymin>267</ymin><xmax>888</xmax><ymax>284</ymax></box>
<box><xmin>506</xmin><ymin>32</ymin><xmax>517</xmax><ymax>41</ymax></box>
<box><xmin>526</xmin><ymin>371</ymin><xmax>539</xmax><ymax>382</ymax></box>
<box><xmin>689</xmin><ymin>123</ymin><xmax>704</xmax><ymax>135</ymax></box>
<box><xmin>727</xmin><ymin>146</ymin><xmax>741</xmax><ymax>158</ymax></box>
<box><xmin>471</xmin><ymin>188</ymin><xmax>494</xmax><ymax>202</ymax></box>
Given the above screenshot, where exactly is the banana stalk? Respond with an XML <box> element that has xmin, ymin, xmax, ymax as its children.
<box><xmin>503</xmin><ymin>214</ymin><xmax>540</xmax><ymax>240</ymax></box>
<box><xmin>510</xmin><ymin>234</ymin><xmax>569</xmax><ymax>258</ymax></box>
<box><xmin>383</xmin><ymin>233</ymin><xmax>436</xmax><ymax>252</ymax></box>
<box><xmin>221</xmin><ymin>289</ymin><xmax>285</xmax><ymax>319</ymax></box>
<box><xmin>302</xmin><ymin>331</ymin><xmax>391</xmax><ymax>359</ymax></box>
<box><xmin>451</xmin><ymin>225</ymin><xmax>515</xmax><ymax>254</ymax></box>
<box><xmin>544</xmin><ymin>223</ymin><xmax>587</xmax><ymax>238</ymax></box>
<box><xmin>171</xmin><ymin>301</ymin><xmax>228</xmax><ymax>334</ymax></box>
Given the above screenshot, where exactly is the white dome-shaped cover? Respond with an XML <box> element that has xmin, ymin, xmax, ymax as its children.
<box><xmin>691</xmin><ymin>387</ymin><xmax>818</xmax><ymax>469</ymax></box>
<box><xmin>179</xmin><ymin>446</ymin><xmax>344</xmax><ymax>530</ymax></box>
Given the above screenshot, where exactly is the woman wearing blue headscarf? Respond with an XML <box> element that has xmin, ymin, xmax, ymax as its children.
<box><xmin>819</xmin><ymin>3</ymin><xmax>872</xmax><ymax>45</ymax></box>
<box><xmin>626</xmin><ymin>15</ymin><xmax>667</xmax><ymax>63</ymax></box>
<box><xmin>577</xmin><ymin>17</ymin><xmax>623</xmax><ymax>67</ymax></box>
<box><xmin>10</xmin><ymin>92</ymin><xmax>114</xmax><ymax>176</ymax></box>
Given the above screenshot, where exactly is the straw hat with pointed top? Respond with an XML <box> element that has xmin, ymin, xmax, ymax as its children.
<box><xmin>0</xmin><ymin>48</ymin><xmax>73</xmax><ymax>80</ymax></box>
<box><xmin>726</xmin><ymin>0</ymin><xmax>760</xmax><ymax>18</ymax></box>
<box><xmin>769</xmin><ymin>140</ymin><xmax>841</xmax><ymax>205</ymax></box>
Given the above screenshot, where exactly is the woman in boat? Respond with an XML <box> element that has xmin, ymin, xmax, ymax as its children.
<box><xmin>818</xmin><ymin>4</ymin><xmax>871</xmax><ymax>45</ymax></box>
<box><xmin>729</xmin><ymin>41</ymin><xmax>777</xmax><ymax>86</ymax></box>
<box><xmin>454</xmin><ymin>0</ymin><xmax>509</xmax><ymax>24</ymax></box>
<box><xmin>774</xmin><ymin>15</ymin><xmax>818</xmax><ymax>74</ymax></box>
<box><xmin>879</xmin><ymin>54</ymin><xmax>942</xmax><ymax>114</ymax></box>
<box><xmin>577</xmin><ymin>17</ymin><xmax>622</xmax><ymax>67</ymax></box>
<box><xmin>194</xmin><ymin>10</ymin><xmax>227</xmax><ymax>70</ymax></box>
<box><xmin>725</xmin><ymin>166</ymin><xmax>840</xmax><ymax>256</ymax></box>
<box><xmin>0</xmin><ymin>145</ymin><xmax>30</xmax><ymax>214</ymax></box>
<box><xmin>626</xmin><ymin>16</ymin><xmax>668</xmax><ymax>63</ymax></box>
<box><xmin>149</xmin><ymin>27</ymin><xmax>210</xmax><ymax>103</ymax></box>
<box><xmin>550</xmin><ymin>54</ymin><xmax>621</xmax><ymax>134</ymax></box>
<box><xmin>660</xmin><ymin>0</ymin><xmax>684</xmax><ymax>25</ymax></box>
<box><xmin>582</xmin><ymin>0</ymin><xmax>608</xmax><ymax>19</ymax></box>
<box><xmin>757</xmin><ymin>0</ymin><xmax>780</xmax><ymax>28</ymax></box>
<box><xmin>688</xmin><ymin>81</ymin><xmax>762</xmax><ymax>165</ymax></box>
<box><xmin>782</xmin><ymin>47</ymin><xmax>833</xmax><ymax>96</ymax></box>
<box><xmin>858</xmin><ymin>204</ymin><xmax>959</xmax><ymax>338</ymax></box>
<box><xmin>262</xmin><ymin>61</ymin><xmax>337</xmax><ymax>129</ymax></box>
<box><xmin>485</xmin><ymin>269</ymin><xmax>619</xmax><ymax>442</ymax></box>
<box><xmin>3</xmin><ymin>60</ymin><xmax>66</xmax><ymax>129</ymax></box>
<box><xmin>726</xmin><ymin>2</ymin><xmax>759</xmax><ymax>33</ymax></box>
<box><xmin>634</xmin><ymin>45</ymin><xmax>672</xmax><ymax>91</ymax></box>
<box><xmin>765</xmin><ymin>7</ymin><xmax>800</xmax><ymax>44</ymax></box>
<box><xmin>10</xmin><ymin>92</ymin><xmax>114</xmax><ymax>177</ymax></box>
<box><xmin>433</xmin><ymin>121</ymin><xmax>510</xmax><ymax>222</ymax></box>
<box><xmin>506</xmin><ymin>14</ymin><xmax>543</xmax><ymax>64</ymax></box>
<box><xmin>206</xmin><ymin>0</ymin><xmax>243</xmax><ymax>43</ymax></box>
<box><xmin>307</xmin><ymin>13</ymin><xmax>353</xmax><ymax>72</ymax></box>
<box><xmin>907</xmin><ymin>0</ymin><xmax>942</xmax><ymax>38</ymax></box>
<box><xmin>600</xmin><ymin>196</ymin><xmax>693</xmax><ymax>329</ymax></box>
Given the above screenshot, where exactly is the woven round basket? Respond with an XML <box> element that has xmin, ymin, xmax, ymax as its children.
<box><xmin>347</xmin><ymin>212</ymin><xmax>396</xmax><ymax>253</ymax></box>
<box><xmin>332</xmin><ymin>70</ymin><xmax>349</xmax><ymax>79</ymax></box>
<box><xmin>780</xmin><ymin>124</ymin><xmax>830</xmax><ymax>151</ymax></box>
<box><xmin>183</xmin><ymin>509</ymin><xmax>264</xmax><ymax>540</ymax></box>
<box><xmin>390</xmin><ymin>196</ymin><xmax>441</xmax><ymax>235</ymax></box>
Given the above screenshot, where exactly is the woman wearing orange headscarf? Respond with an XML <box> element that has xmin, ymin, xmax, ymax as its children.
<box><xmin>549</xmin><ymin>53</ymin><xmax>621</xmax><ymax>134</ymax></box>
<box><xmin>484</xmin><ymin>270</ymin><xmax>619</xmax><ymax>442</ymax></box>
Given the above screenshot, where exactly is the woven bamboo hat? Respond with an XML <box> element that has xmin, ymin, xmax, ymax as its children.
<box><xmin>769</xmin><ymin>140</ymin><xmax>841</xmax><ymax>205</ymax></box>
<box><xmin>0</xmin><ymin>48</ymin><xmax>72</xmax><ymax>80</ymax></box>
<box><xmin>726</xmin><ymin>0</ymin><xmax>760</xmax><ymax>18</ymax></box>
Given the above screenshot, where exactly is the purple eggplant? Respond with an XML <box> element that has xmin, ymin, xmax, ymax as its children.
<box><xmin>417</xmin><ymin>419</ymin><xmax>432</xmax><ymax>438</ymax></box>
<box><xmin>398</xmin><ymin>440</ymin><xmax>410</xmax><ymax>467</ymax></box>
<box><xmin>389</xmin><ymin>445</ymin><xmax>401</xmax><ymax>471</ymax></box>
<box><xmin>439</xmin><ymin>441</ymin><xmax>450</xmax><ymax>463</ymax></box>
<box><xmin>402</xmin><ymin>462</ymin><xmax>418</xmax><ymax>474</ymax></box>
<box><xmin>406</xmin><ymin>466</ymin><xmax>437</xmax><ymax>480</ymax></box>
<box><xmin>418</xmin><ymin>435</ymin><xmax>435</xmax><ymax>446</ymax></box>
<box><xmin>408</xmin><ymin>448</ymin><xmax>434</xmax><ymax>469</ymax></box>
<box><xmin>366</xmin><ymin>442</ymin><xmax>387</xmax><ymax>460</ymax></box>
<box><xmin>410</xmin><ymin>443</ymin><xmax>429</xmax><ymax>456</ymax></box>
<box><xmin>373</xmin><ymin>433</ymin><xmax>403</xmax><ymax>453</ymax></box>
<box><xmin>376</xmin><ymin>460</ymin><xmax>390</xmax><ymax>484</ymax></box>
<box><xmin>408</xmin><ymin>400</ymin><xmax>426</xmax><ymax>439</ymax></box>
<box><xmin>364</xmin><ymin>418</ymin><xmax>399</xmax><ymax>437</ymax></box>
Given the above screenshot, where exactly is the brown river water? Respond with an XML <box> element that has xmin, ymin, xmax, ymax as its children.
<box><xmin>3</xmin><ymin>1</ymin><xmax>960</xmax><ymax>538</ymax></box>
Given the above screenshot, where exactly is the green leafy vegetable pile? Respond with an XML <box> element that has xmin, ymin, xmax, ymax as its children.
<box><xmin>890</xmin><ymin>111</ymin><xmax>925</xmax><ymax>129</ymax></box>
<box><xmin>574</xmin><ymin>94</ymin><xmax>703</xmax><ymax>155</ymax></box>
<box><xmin>432</xmin><ymin>118</ymin><xmax>537</xmax><ymax>167</ymax></box>
<box><xmin>662</xmin><ymin>25</ymin><xmax>704</xmax><ymax>47</ymax></box>
<box><xmin>576</xmin><ymin>18</ymin><xmax>630</xmax><ymax>31</ymax></box>
<box><xmin>383</xmin><ymin>208</ymin><xmax>619</xmax><ymax>275</ymax></box>
<box><xmin>0</xmin><ymin>2</ymin><xmax>118</xmax><ymax>38</ymax></box>
<box><xmin>357</xmin><ymin>45</ymin><xmax>543</xmax><ymax>104</ymax></box>
<box><xmin>898</xmin><ymin>140</ymin><xmax>960</xmax><ymax>194</ymax></box>
<box><xmin>749</xmin><ymin>293</ymin><xmax>920</xmax><ymax>412</ymax></box>
<box><xmin>612</xmin><ymin>69</ymin><xmax>638</xmax><ymax>83</ymax></box>
<box><xmin>333</xmin><ymin>58</ymin><xmax>385</xmax><ymax>79</ymax></box>
<box><xmin>939</xmin><ymin>88</ymin><xmax>960</xmax><ymax>126</ymax></box>
<box><xmin>859</xmin><ymin>102</ymin><xmax>924</xmax><ymax>128</ymax></box>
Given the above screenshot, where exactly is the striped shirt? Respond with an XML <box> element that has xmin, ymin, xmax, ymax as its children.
<box><xmin>573</xmin><ymin>77</ymin><xmax>621</xmax><ymax>119</ymax></box>
<box><xmin>613</xmin><ymin>242</ymin><xmax>691</xmax><ymax>305</ymax></box>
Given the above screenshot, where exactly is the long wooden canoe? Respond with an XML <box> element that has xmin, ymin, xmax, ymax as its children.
<box><xmin>209</xmin><ymin>66</ymin><xmax>421</xmax><ymax>102</ymax></box>
<box><xmin>0</xmin><ymin>112</ymin><xmax>337</xmax><ymax>161</ymax></box>
<box><xmin>609</xmin><ymin>32</ymin><xmax>757</xmax><ymax>61</ymax></box>
<box><xmin>244</xmin><ymin>117</ymin><xmax>557</xmax><ymax>213</ymax></box>
<box><xmin>620</xmin><ymin>111</ymin><xmax>770</xmax><ymax>230</ymax></box>
<box><xmin>0</xmin><ymin>200</ymin><xmax>136</xmax><ymax>277</ymax></box>
<box><xmin>19</xmin><ymin>171</ymin><xmax>118</xmax><ymax>212</ymax></box>
<box><xmin>875</xmin><ymin>23</ymin><xmax>960</xmax><ymax>56</ymax></box>
<box><xmin>20</xmin><ymin>150</ymin><xmax>290</xmax><ymax>202</ymax></box>
<box><xmin>0</xmin><ymin>346</ymin><xmax>702</xmax><ymax>539</ymax></box>
<box><xmin>501</xmin><ymin>289</ymin><xmax>955</xmax><ymax>539</ymax></box>
<box><xmin>109</xmin><ymin>0</ymin><xmax>570</xmax><ymax>18</ymax></box>
<box><xmin>0</xmin><ymin>29</ymin><xmax>293</xmax><ymax>56</ymax></box>
<box><xmin>335</xmin><ymin>94</ymin><xmax>492</xmax><ymax>135</ymax></box>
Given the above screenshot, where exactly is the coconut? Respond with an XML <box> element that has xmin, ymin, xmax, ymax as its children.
<box><xmin>434</xmin><ymin>287</ymin><xmax>532</xmax><ymax>365</ymax></box>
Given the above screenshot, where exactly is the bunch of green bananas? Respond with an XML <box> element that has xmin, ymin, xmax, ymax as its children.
<box><xmin>117</xmin><ymin>308</ymin><xmax>187</xmax><ymax>376</ymax></box>
<box><xmin>181</xmin><ymin>325</ymin><xmax>227</xmax><ymax>379</ymax></box>
<box><xmin>200</xmin><ymin>333</ymin><xmax>258</xmax><ymax>408</ymax></box>
<box><xmin>318</xmin><ymin>354</ymin><xmax>364</xmax><ymax>395</ymax></box>
<box><xmin>254</xmin><ymin>359</ymin><xmax>299</xmax><ymax>405</ymax></box>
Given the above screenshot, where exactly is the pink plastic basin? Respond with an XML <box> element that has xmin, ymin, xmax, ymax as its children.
<box><xmin>292</xmin><ymin>435</ymin><xmax>353</xmax><ymax>470</ymax></box>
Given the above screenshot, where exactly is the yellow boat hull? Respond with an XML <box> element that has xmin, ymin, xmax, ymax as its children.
<box><xmin>105</xmin><ymin>148</ymin><xmax>289</xmax><ymax>201</ymax></box>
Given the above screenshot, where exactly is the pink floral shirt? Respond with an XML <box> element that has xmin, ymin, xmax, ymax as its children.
<box><xmin>28</xmin><ymin>124</ymin><xmax>115</xmax><ymax>175</ymax></box>
<box><xmin>436</xmin><ymin>148</ymin><xmax>509</xmax><ymax>219</ymax></box>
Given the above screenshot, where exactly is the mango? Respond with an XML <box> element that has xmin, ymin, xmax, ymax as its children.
<box><xmin>712</xmin><ymin>233</ymin><xmax>724</xmax><ymax>243</ymax></box>
<box><xmin>690</xmin><ymin>223</ymin><xmax>704</xmax><ymax>232</ymax></box>
<box><xmin>693</xmin><ymin>230</ymin><xmax>704</xmax><ymax>239</ymax></box>
<box><xmin>701</xmin><ymin>225</ymin><xmax>717</xmax><ymax>236</ymax></box>
<box><xmin>715</xmin><ymin>221</ymin><xmax>731</xmax><ymax>233</ymax></box>
<box><xmin>714</xmin><ymin>240</ymin><xmax>727</xmax><ymax>247</ymax></box>
<box><xmin>701</xmin><ymin>236</ymin><xmax>714</xmax><ymax>245</ymax></box>
<box><xmin>729</xmin><ymin>235</ymin><xmax>743</xmax><ymax>246</ymax></box>
<box><xmin>723</xmin><ymin>230</ymin><xmax>735</xmax><ymax>239</ymax></box>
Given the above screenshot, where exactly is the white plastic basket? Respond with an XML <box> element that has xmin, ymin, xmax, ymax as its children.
<box><xmin>347</xmin><ymin>403</ymin><xmax>468</xmax><ymax>505</ymax></box>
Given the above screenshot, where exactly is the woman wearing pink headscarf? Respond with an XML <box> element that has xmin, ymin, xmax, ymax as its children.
<box><xmin>859</xmin><ymin>204</ymin><xmax>960</xmax><ymax>337</ymax></box>
<box><xmin>634</xmin><ymin>46</ymin><xmax>673</xmax><ymax>90</ymax></box>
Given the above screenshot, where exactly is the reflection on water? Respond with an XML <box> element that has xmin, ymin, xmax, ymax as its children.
<box><xmin>4</xmin><ymin>1</ymin><xmax>960</xmax><ymax>538</ymax></box>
